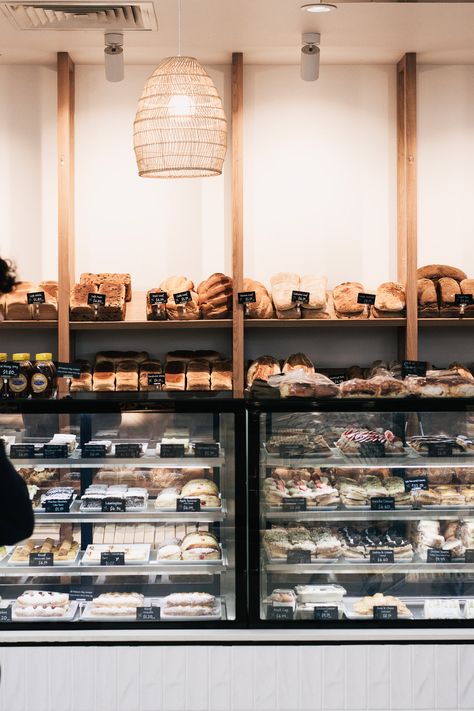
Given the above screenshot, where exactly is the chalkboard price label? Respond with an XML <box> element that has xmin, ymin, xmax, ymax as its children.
<box><xmin>115</xmin><ymin>444</ymin><xmax>141</xmax><ymax>458</ymax></box>
<box><xmin>173</xmin><ymin>290</ymin><xmax>192</xmax><ymax>305</ymax></box>
<box><xmin>402</xmin><ymin>360</ymin><xmax>427</xmax><ymax>377</ymax></box>
<box><xmin>268</xmin><ymin>605</ymin><xmax>294</xmax><ymax>621</ymax></box>
<box><xmin>455</xmin><ymin>294</ymin><xmax>473</xmax><ymax>306</ymax></box>
<box><xmin>287</xmin><ymin>549</ymin><xmax>311</xmax><ymax>564</ymax></box>
<box><xmin>136</xmin><ymin>606</ymin><xmax>161</xmax><ymax>621</ymax></box>
<box><xmin>370</xmin><ymin>496</ymin><xmax>395</xmax><ymax>511</ymax></box>
<box><xmin>282</xmin><ymin>497</ymin><xmax>307</xmax><ymax>512</ymax></box>
<box><xmin>238</xmin><ymin>291</ymin><xmax>257</xmax><ymax>304</ymax></box>
<box><xmin>87</xmin><ymin>293</ymin><xmax>106</xmax><ymax>306</ymax></box>
<box><xmin>329</xmin><ymin>373</ymin><xmax>346</xmax><ymax>385</ymax></box>
<box><xmin>177</xmin><ymin>497</ymin><xmax>201</xmax><ymax>513</ymax></box>
<box><xmin>149</xmin><ymin>292</ymin><xmax>168</xmax><ymax>305</ymax></box>
<box><xmin>370</xmin><ymin>549</ymin><xmax>395</xmax><ymax>564</ymax></box>
<box><xmin>374</xmin><ymin>605</ymin><xmax>398</xmax><ymax>621</ymax></box>
<box><xmin>194</xmin><ymin>442</ymin><xmax>219</xmax><ymax>458</ymax></box>
<box><xmin>83</xmin><ymin>444</ymin><xmax>107</xmax><ymax>459</ymax></box>
<box><xmin>427</xmin><ymin>442</ymin><xmax>453</xmax><ymax>458</ymax></box>
<box><xmin>101</xmin><ymin>499</ymin><xmax>126</xmax><ymax>513</ymax></box>
<box><xmin>69</xmin><ymin>588</ymin><xmax>94</xmax><ymax>602</ymax></box>
<box><xmin>43</xmin><ymin>444</ymin><xmax>69</xmax><ymax>459</ymax></box>
<box><xmin>30</xmin><ymin>552</ymin><xmax>54</xmax><ymax>567</ymax></box>
<box><xmin>427</xmin><ymin>549</ymin><xmax>452</xmax><ymax>564</ymax></box>
<box><xmin>0</xmin><ymin>605</ymin><xmax>12</xmax><ymax>622</ymax></box>
<box><xmin>160</xmin><ymin>444</ymin><xmax>185</xmax><ymax>458</ymax></box>
<box><xmin>465</xmin><ymin>549</ymin><xmax>474</xmax><ymax>563</ymax></box>
<box><xmin>27</xmin><ymin>291</ymin><xmax>46</xmax><ymax>305</ymax></box>
<box><xmin>291</xmin><ymin>290</ymin><xmax>310</xmax><ymax>305</ymax></box>
<box><xmin>0</xmin><ymin>363</ymin><xmax>20</xmax><ymax>378</ymax></box>
<box><xmin>404</xmin><ymin>476</ymin><xmax>428</xmax><ymax>492</ymax></box>
<box><xmin>314</xmin><ymin>606</ymin><xmax>339</xmax><ymax>621</ymax></box>
<box><xmin>56</xmin><ymin>363</ymin><xmax>82</xmax><ymax>379</ymax></box>
<box><xmin>100</xmin><ymin>552</ymin><xmax>125</xmax><ymax>566</ymax></box>
<box><xmin>44</xmin><ymin>499</ymin><xmax>71</xmax><ymax>513</ymax></box>
<box><xmin>357</xmin><ymin>292</ymin><xmax>376</xmax><ymax>305</ymax></box>
<box><xmin>147</xmin><ymin>374</ymin><xmax>165</xmax><ymax>387</ymax></box>
<box><xmin>10</xmin><ymin>444</ymin><xmax>35</xmax><ymax>459</ymax></box>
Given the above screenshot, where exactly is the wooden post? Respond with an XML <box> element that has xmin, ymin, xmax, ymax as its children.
<box><xmin>232</xmin><ymin>52</ymin><xmax>244</xmax><ymax>397</ymax></box>
<box><xmin>57</xmin><ymin>52</ymin><xmax>75</xmax><ymax>393</ymax></box>
<box><xmin>397</xmin><ymin>53</ymin><xmax>418</xmax><ymax>360</ymax></box>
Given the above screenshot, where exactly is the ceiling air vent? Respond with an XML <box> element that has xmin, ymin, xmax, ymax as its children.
<box><xmin>0</xmin><ymin>2</ymin><xmax>157</xmax><ymax>30</ymax></box>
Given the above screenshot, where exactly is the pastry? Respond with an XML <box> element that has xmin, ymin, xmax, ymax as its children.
<box><xmin>373</xmin><ymin>281</ymin><xmax>406</xmax><ymax>317</ymax></box>
<box><xmin>181</xmin><ymin>479</ymin><xmax>219</xmax><ymax>497</ymax></box>
<box><xmin>353</xmin><ymin>593</ymin><xmax>410</xmax><ymax>617</ymax></box>
<box><xmin>242</xmin><ymin>278</ymin><xmax>274</xmax><ymax>319</ymax></box>
<box><xmin>16</xmin><ymin>591</ymin><xmax>69</xmax><ymax>607</ymax></box>
<box><xmin>339</xmin><ymin>378</ymin><xmax>379</xmax><ymax>398</ymax></box>
<box><xmin>271</xmin><ymin>272</ymin><xmax>300</xmax><ymax>312</ymax></box>
<box><xmin>197</xmin><ymin>273</ymin><xmax>233</xmax><ymax>319</ymax></box>
<box><xmin>336</xmin><ymin>427</ymin><xmax>404</xmax><ymax>455</ymax></box>
<box><xmin>424</xmin><ymin>599</ymin><xmax>461</xmax><ymax>619</ymax></box>
<box><xmin>333</xmin><ymin>282</ymin><xmax>368</xmax><ymax>318</ymax></box>
<box><xmin>155</xmin><ymin>487</ymin><xmax>180</xmax><ymax>508</ymax></box>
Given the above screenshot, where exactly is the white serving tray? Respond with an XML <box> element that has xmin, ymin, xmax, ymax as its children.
<box><xmin>11</xmin><ymin>600</ymin><xmax>79</xmax><ymax>622</ymax></box>
<box><xmin>344</xmin><ymin>598</ymin><xmax>413</xmax><ymax>620</ymax></box>
<box><xmin>7</xmin><ymin>547</ymin><xmax>81</xmax><ymax>567</ymax></box>
<box><xmin>80</xmin><ymin>598</ymin><xmax>153</xmax><ymax>622</ymax></box>
<box><xmin>81</xmin><ymin>544</ymin><xmax>151</xmax><ymax>565</ymax></box>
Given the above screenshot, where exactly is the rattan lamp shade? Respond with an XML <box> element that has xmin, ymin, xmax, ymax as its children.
<box><xmin>133</xmin><ymin>56</ymin><xmax>227</xmax><ymax>178</ymax></box>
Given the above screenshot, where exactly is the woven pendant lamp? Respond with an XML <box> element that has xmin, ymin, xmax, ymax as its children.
<box><xmin>133</xmin><ymin>56</ymin><xmax>227</xmax><ymax>178</ymax></box>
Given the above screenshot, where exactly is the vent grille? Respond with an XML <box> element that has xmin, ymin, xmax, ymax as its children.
<box><xmin>0</xmin><ymin>1</ymin><xmax>157</xmax><ymax>29</ymax></box>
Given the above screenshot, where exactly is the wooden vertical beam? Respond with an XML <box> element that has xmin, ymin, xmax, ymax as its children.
<box><xmin>397</xmin><ymin>53</ymin><xmax>418</xmax><ymax>360</ymax></box>
<box><xmin>57</xmin><ymin>52</ymin><xmax>75</xmax><ymax>392</ymax></box>
<box><xmin>232</xmin><ymin>52</ymin><xmax>244</xmax><ymax>397</ymax></box>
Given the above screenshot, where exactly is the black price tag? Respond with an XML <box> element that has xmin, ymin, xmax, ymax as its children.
<box><xmin>427</xmin><ymin>549</ymin><xmax>452</xmax><ymax>564</ymax></box>
<box><xmin>360</xmin><ymin>441</ymin><xmax>385</xmax><ymax>458</ymax></box>
<box><xmin>100</xmin><ymin>552</ymin><xmax>125</xmax><ymax>566</ymax></box>
<box><xmin>82</xmin><ymin>444</ymin><xmax>107</xmax><ymax>459</ymax></box>
<box><xmin>404</xmin><ymin>476</ymin><xmax>428</xmax><ymax>492</ymax></box>
<box><xmin>43</xmin><ymin>444</ymin><xmax>69</xmax><ymax>459</ymax></box>
<box><xmin>101</xmin><ymin>499</ymin><xmax>126</xmax><ymax>513</ymax></box>
<box><xmin>0</xmin><ymin>606</ymin><xmax>12</xmax><ymax>622</ymax></box>
<box><xmin>147</xmin><ymin>373</ymin><xmax>165</xmax><ymax>387</ymax></box>
<box><xmin>314</xmin><ymin>606</ymin><xmax>339</xmax><ymax>621</ymax></box>
<box><xmin>30</xmin><ymin>552</ymin><xmax>54</xmax><ymax>567</ymax></box>
<box><xmin>279</xmin><ymin>444</ymin><xmax>305</xmax><ymax>458</ymax></box>
<box><xmin>27</xmin><ymin>291</ymin><xmax>46</xmax><ymax>305</ymax></box>
<box><xmin>287</xmin><ymin>549</ymin><xmax>311</xmax><ymax>564</ymax></box>
<box><xmin>44</xmin><ymin>499</ymin><xmax>71</xmax><ymax>513</ymax></box>
<box><xmin>0</xmin><ymin>363</ymin><xmax>20</xmax><ymax>378</ymax></box>
<box><xmin>282</xmin><ymin>497</ymin><xmax>307</xmax><ymax>512</ymax></box>
<box><xmin>10</xmin><ymin>444</ymin><xmax>35</xmax><ymax>459</ymax></box>
<box><xmin>268</xmin><ymin>606</ymin><xmax>294</xmax><ymax>621</ymax></box>
<box><xmin>291</xmin><ymin>290</ymin><xmax>310</xmax><ymax>305</ymax></box>
<box><xmin>115</xmin><ymin>443</ymin><xmax>141</xmax><ymax>458</ymax></box>
<box><xmin>149</xmin><ymin>292</ymin><xmax>168</xmax><ymax>305</ymax></box>
<box><xmin>465</xmin><ymin>549</ymin><xmax>474</xmax><ymax>563</ymax></box>
<box><xmin>69</xmin><ymin>588</ymin><xmax>94</xmax><ymax>602</ymax></box>
<box><xmin>56</xmin><ymin>363</ymin><xmax>81</xmax><ymax>379</ymax></box>
<box><xmin>173</xmin><ymin>290</ymin><xmax>192</xmax><ymax>305</ymax></box>
<box><xmin>137</xmin><ymin>606</ymin><xmax>161</xmax><ymax>622</ymax></box>
<box><xmin>402</xmin><ymin>360</ymin><xmax>427</xmax><ymax>377</ymax></box>
<box><xmin>160</xmin><ymin>444</ymin><xmax>185</xmax><ymax>458</ymax></box>
<box><xmin>238</xmin><ymin>291</ymin><xmax>257</xmax><ymax>304</ymax></box>
<box><xmin>370</xmin><ymin>496</ymin><xmax>395</xmax><ymax>511</ymax></box>
<box><xmin>329</xmin><ymin>374</ymin><xmax>346</xmax><ymax>385</ymax></box>
<box><xmin>87</xmin><ymin>292</ymin><xmax>106</xmax><ymax>306</ymax></box>
<box><xmin>370</xmin><ymin>549</ymin><xmax>395</xmax><ymax>564</ymax></box>
<box><xmin>455</xmin><ymin>294</ymin><xmax>473</xmax><ymax>306</ymax></box>
<box><xmin>357</xmin><ymin>292</ymin><xmax>376</xmax><ymax>305</ymax></box>
<box><xmin>177</xmin><ymin>497</ymin><xmax>201</xmax><ymax>513</ymax></box>
<box><xmin>427</xmin><ymin>442</ymin><xmax>453</xmax><ymax>458</ymax></box>
<box><xmin>194</xmin><ymin>442</ymin><xmax>219</xmax><ymax>458</ymax></box>
<box><xmin>374</xmin><ymin>605</ymin><xmax>398</xmax><ymax>621</ymax></box>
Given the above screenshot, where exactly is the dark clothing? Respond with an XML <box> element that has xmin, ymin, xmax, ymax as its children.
<box><xmin>0</xmin><ymin>441</ymin><xmax>34</xmax><ymax>545</ymax></box>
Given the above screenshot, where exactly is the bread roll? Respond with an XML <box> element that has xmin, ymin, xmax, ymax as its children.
<box><xmin>299</xmin><ymin>275</ymin><xmax>327</xmax><ymax>310</ymax></box>
<box><xmin>247</xmin><ymin>356</ymin><xmax>280</xmax><ymax>387</ymax></box>
<box><xmin>242</xmin><ymin>278</ymin><xmax>274</xmax><ymax>319</ymax></box>
<box><xmin>374</xmin><ymin>282</ymin><xmax>406</xmax><ymax>316</ymax></box>
<box><xmin>417</xmin><ymin>264</ymin><xmax>467</xmax><ymax>283</ymax></box>
<box><xmin>197</xmin><ymin>273</ymin><xmax>233</xmax><ymax>319</ymax></box>
<box><xmin>271</xmin><ymin>272</ymin><xmax>300</xmax><ymax>312</ymax></box>
<box><xmin>186</xmin><ymin>359</ymin><xmax>210</xmax><ymax>391</ymax></box>
<box><xmin>146</xmin><ymin>289</ymin><xmax>167</xmax><ymax>321</ymax></box>
<box><xmin>165</xmin><ymin>361</ymin><xmax>185</xmax><ymax>391</ymax></box>
<box><xmin>139</xmin><ymin>360</ymin><xmax>162</xmax><ymax>391</ymax></box>
<box><xmin>333</xmin><ymin>282</ymin><xmax>367</xmax><ymax>318</ymax></box>
<box><xmin>97</xmin><ymin>282</ymin><xmax>126</xmax><ymax>321</ymax></box>
<box><xmin>210</xmin><ymin>360</ymin><xmax>232</xmax><ymax>391</ymax></box>
<box><xmin>417</xmin><ymin>277</ymin><xmax>439</xmax><ymax>317</ymax></box>
<box><xmin>70</xmin><ymin>283</ymin><xmax>96</xmax><ymax>321</ymax></box>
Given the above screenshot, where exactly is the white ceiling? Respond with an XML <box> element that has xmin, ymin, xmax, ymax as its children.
<box><xmin>0</xmin><ymin>0</ymin><xmax>474</xmax><ymax>65</ymax></box>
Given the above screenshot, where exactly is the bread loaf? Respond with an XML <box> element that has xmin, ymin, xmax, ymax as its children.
<box><xmin>373</xmin><ymin>282</ymin><xmax>406</xmax><ymax>316</ymax></box>
<box><xmin>69</xmin><ymin>361</ymin><xmax>92</xmax><ymax>393</ymax></box>
<box><xmin>93</xmin><ymin>360</ymin><xmax>115</xmax><ymax>392</ymax></box>
<box><xmin>194</xmin><ymin>350</ymin><xmax>222</xmax><ymax>362</ymax></box>
<box><xmin>160</xmin><ymin>275</ymin><xmax>194</xmax><ymax>294</ymax></box>
<box><xmin>146</xmin><ymin>289</ymin><xmax>167</xmax><ymax>321</ymax></box>
<box><xmin>70</xmin><ymin>283</ymin><xmax>96</xmax><ymax>321</ymax></box>
<box><xmin>271</xmin><ymin>272</ymin><xmax>300</xmax><ymax>312</ymax></box>
<box><xmin>34</xmin><ymin>290</ymin><xmax>58</xmax><ymax>321</ymax></box>
<box><xmin>460</xmin><ymin>279</ymin><xmax>474</xmax><ymax>317</ymax></box>
<box><xmin>166</xmin><ymin>290</ymin><xmax>200</xmax><ymax>320</ymax></box>
<box><xmin>438</xmin><ymin>277</ymin><xmax>461</xmax><ymax>316</ymax></box>
<box><xmin>186</xmin><ymin>359</ymin><xmax>211</xmax><ymax>391</ymax></box>
<box><xmin>299</xmin><ymin>275</ymin><xmax>327</xmax><ymax>310</ymax></box>
<box><xmin>165</xmin><ymin>361</ymin><xmax>186</xmax><ymax>391</ymax></box>
<box><xmin>197</xmin><ymin>273</ymin><xmax>233</xmax><ymax>319</ymax></box>
<box><xmin>39</xmin><ymin>281</ymin><xmax>59</xmax><ymax>300</ymax></box>
<box><xmin>211</xmin><ymin>360</ymin><xmax>232</xmax><ymax>391</ymax></box>
<box><xmin>96</xmin><ymin>351</ymin><xmax>149</xmax><ymax>367</ymax></box>
<box><xmin>166</xmin><ymin>350</ymin><xmax>195</xmax><ymax>363</ymax></box>
<box><xmin>116</xmin><ymin>360</ymin><xmax>139</xmax><ymax>391</ymax></box>
<box><xmin>282</xmin><ymin>353</ymin><xmax>314</xmax><ymax>374</ymax></box>
<box><xmin>247</xmin><ymin>356</ymin><xmax>281</xmax><ymax>387</ymax></box>
<box><xmin>80</xmin><ymin>273</ymin><xmax>132</xmax><ymax>302</ymax></box>
<box><xmin>97</xmin><ymin>282</ymin><xmax>126</xmax><ymax>321</ymax></box>
<box><xmin>276</xmin><ymin>306</ymin><xmax>301</xmax><ymax>319</ymax></box>
<box><xmin>333</xmin><ymin>282</ymin><xmax>367</xmax><ymax>318</ymax></box>
<box><xmin>417</xmin><ymin>277</ymin><xmax>439</xmax><ymax>317</ymax></box>
<box><xmin>139</xmin><ymin>360</ymin><xmax>163</xmax><ymax>391</ymax></box>
<box><xmin>417</xmin><ymin>264</ymin><xmax>467</xmax><ymax>283</ymax></box>
<box><xmin>242</xmin><ymin>278</ymin><xmax>274</xmax><ymax>319</ymax></box>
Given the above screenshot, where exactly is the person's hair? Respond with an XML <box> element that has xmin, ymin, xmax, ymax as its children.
<box><xmin>0</xmin><ymin>258</ymin><xmax>17</xmax><ymax>294</ymax></box>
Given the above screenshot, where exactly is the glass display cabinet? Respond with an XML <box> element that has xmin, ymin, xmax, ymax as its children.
<box><xmin>248</xmin><ymin>398</ymin><xmax>474</xmax><ymax>627</ymax></box>
<box><xmin>0</xmin><ymin>395</ymin><xmax>246</xmax><ymax>629</ymax></box>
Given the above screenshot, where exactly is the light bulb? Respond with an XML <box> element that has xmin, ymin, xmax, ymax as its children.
<box><xmin>168</xmin><ymin>94</ymin><xmax>196</xmax><ymax>117</ymax></box>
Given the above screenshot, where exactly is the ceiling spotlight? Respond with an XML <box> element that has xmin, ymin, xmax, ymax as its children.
<box><xmin>104</xmin><ymin>32</ymin><xmax>124</xmax><ymax>83</ymax></box>
<box><xmin>301</xmin><ymin>32</ymin><xmax>320</xmax><ymax>82</ymax></box>
<box><xmin>301</xmin><ymin>2</ymin><xmax>337</xmax><ymax>13</ymax></box>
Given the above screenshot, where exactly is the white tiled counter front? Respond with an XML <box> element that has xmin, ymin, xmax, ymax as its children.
<box><xmin>1</xmin><ymin>642</ymin><xmax>474</xmax><ymax>711</ymax></box>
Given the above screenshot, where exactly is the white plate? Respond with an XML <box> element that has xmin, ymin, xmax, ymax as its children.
<box><xmin>80</xmin><ymin>598</ymin><xmax>153</xmax><ymax>621</ymax></box>
<box><xmin>81</xmin><ymin>544</ymin><xmax>151</xmax><ymax>565</ymax></box>
<box><xmin>160</xmin><ymin>597</ymin><xmax>222</xmax><ymax>621</ymax></box>
<box><xmin>344</xmin><ymin>600</ymin><xmax>413</xmax><ymax>620</ymax></box>
<box><xmin>11</xmin><ymin>600</ymin><xmax>79</xmax><ymax>622</ymax></box>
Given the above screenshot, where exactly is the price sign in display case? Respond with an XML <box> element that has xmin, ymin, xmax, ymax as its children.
<box><xmin>0</xmin><ymin>396</ymin><xmax>245</xmax><ymax>629</ymax></box>
<box><xmin>248</xmin><ymin>397</ymin><xmax>474</xmax><ymax>627</ymax></box>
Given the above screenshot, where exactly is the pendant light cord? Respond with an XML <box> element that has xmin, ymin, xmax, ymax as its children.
<box><xmin>178</xmin><ymin>0</ymin><xmax>181</xmax><ymax>56</ymax></box>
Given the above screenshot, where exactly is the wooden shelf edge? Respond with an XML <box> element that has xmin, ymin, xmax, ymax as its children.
<box><xmin>69</xmin><ymin>320</ymin><xmax>233</xmax><ymax>331</ymax></box>
<box><xmin>0</xmin><ymin>321</ymin><xmax>58</xmax><ymax>330</ymax></box>
<box><xmin>244</xmin><ymin>319</ymin><xmax>407</xmax><ymax>328</ymax></box>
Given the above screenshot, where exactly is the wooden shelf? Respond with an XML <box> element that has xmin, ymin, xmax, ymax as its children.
<box><xmin>0</xmin><ymin>321</ymin><xmax>57</xmax><ymax>330</ymax></box>
<box><xmin>70</xmin><ymin>319</ymin><xmax>232</xmax><ymax>331</ymax></box>
<box><xmin>245</xmin><ymin>318</ymin><xmax>406</xmax><ymax>328</ymax></box>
